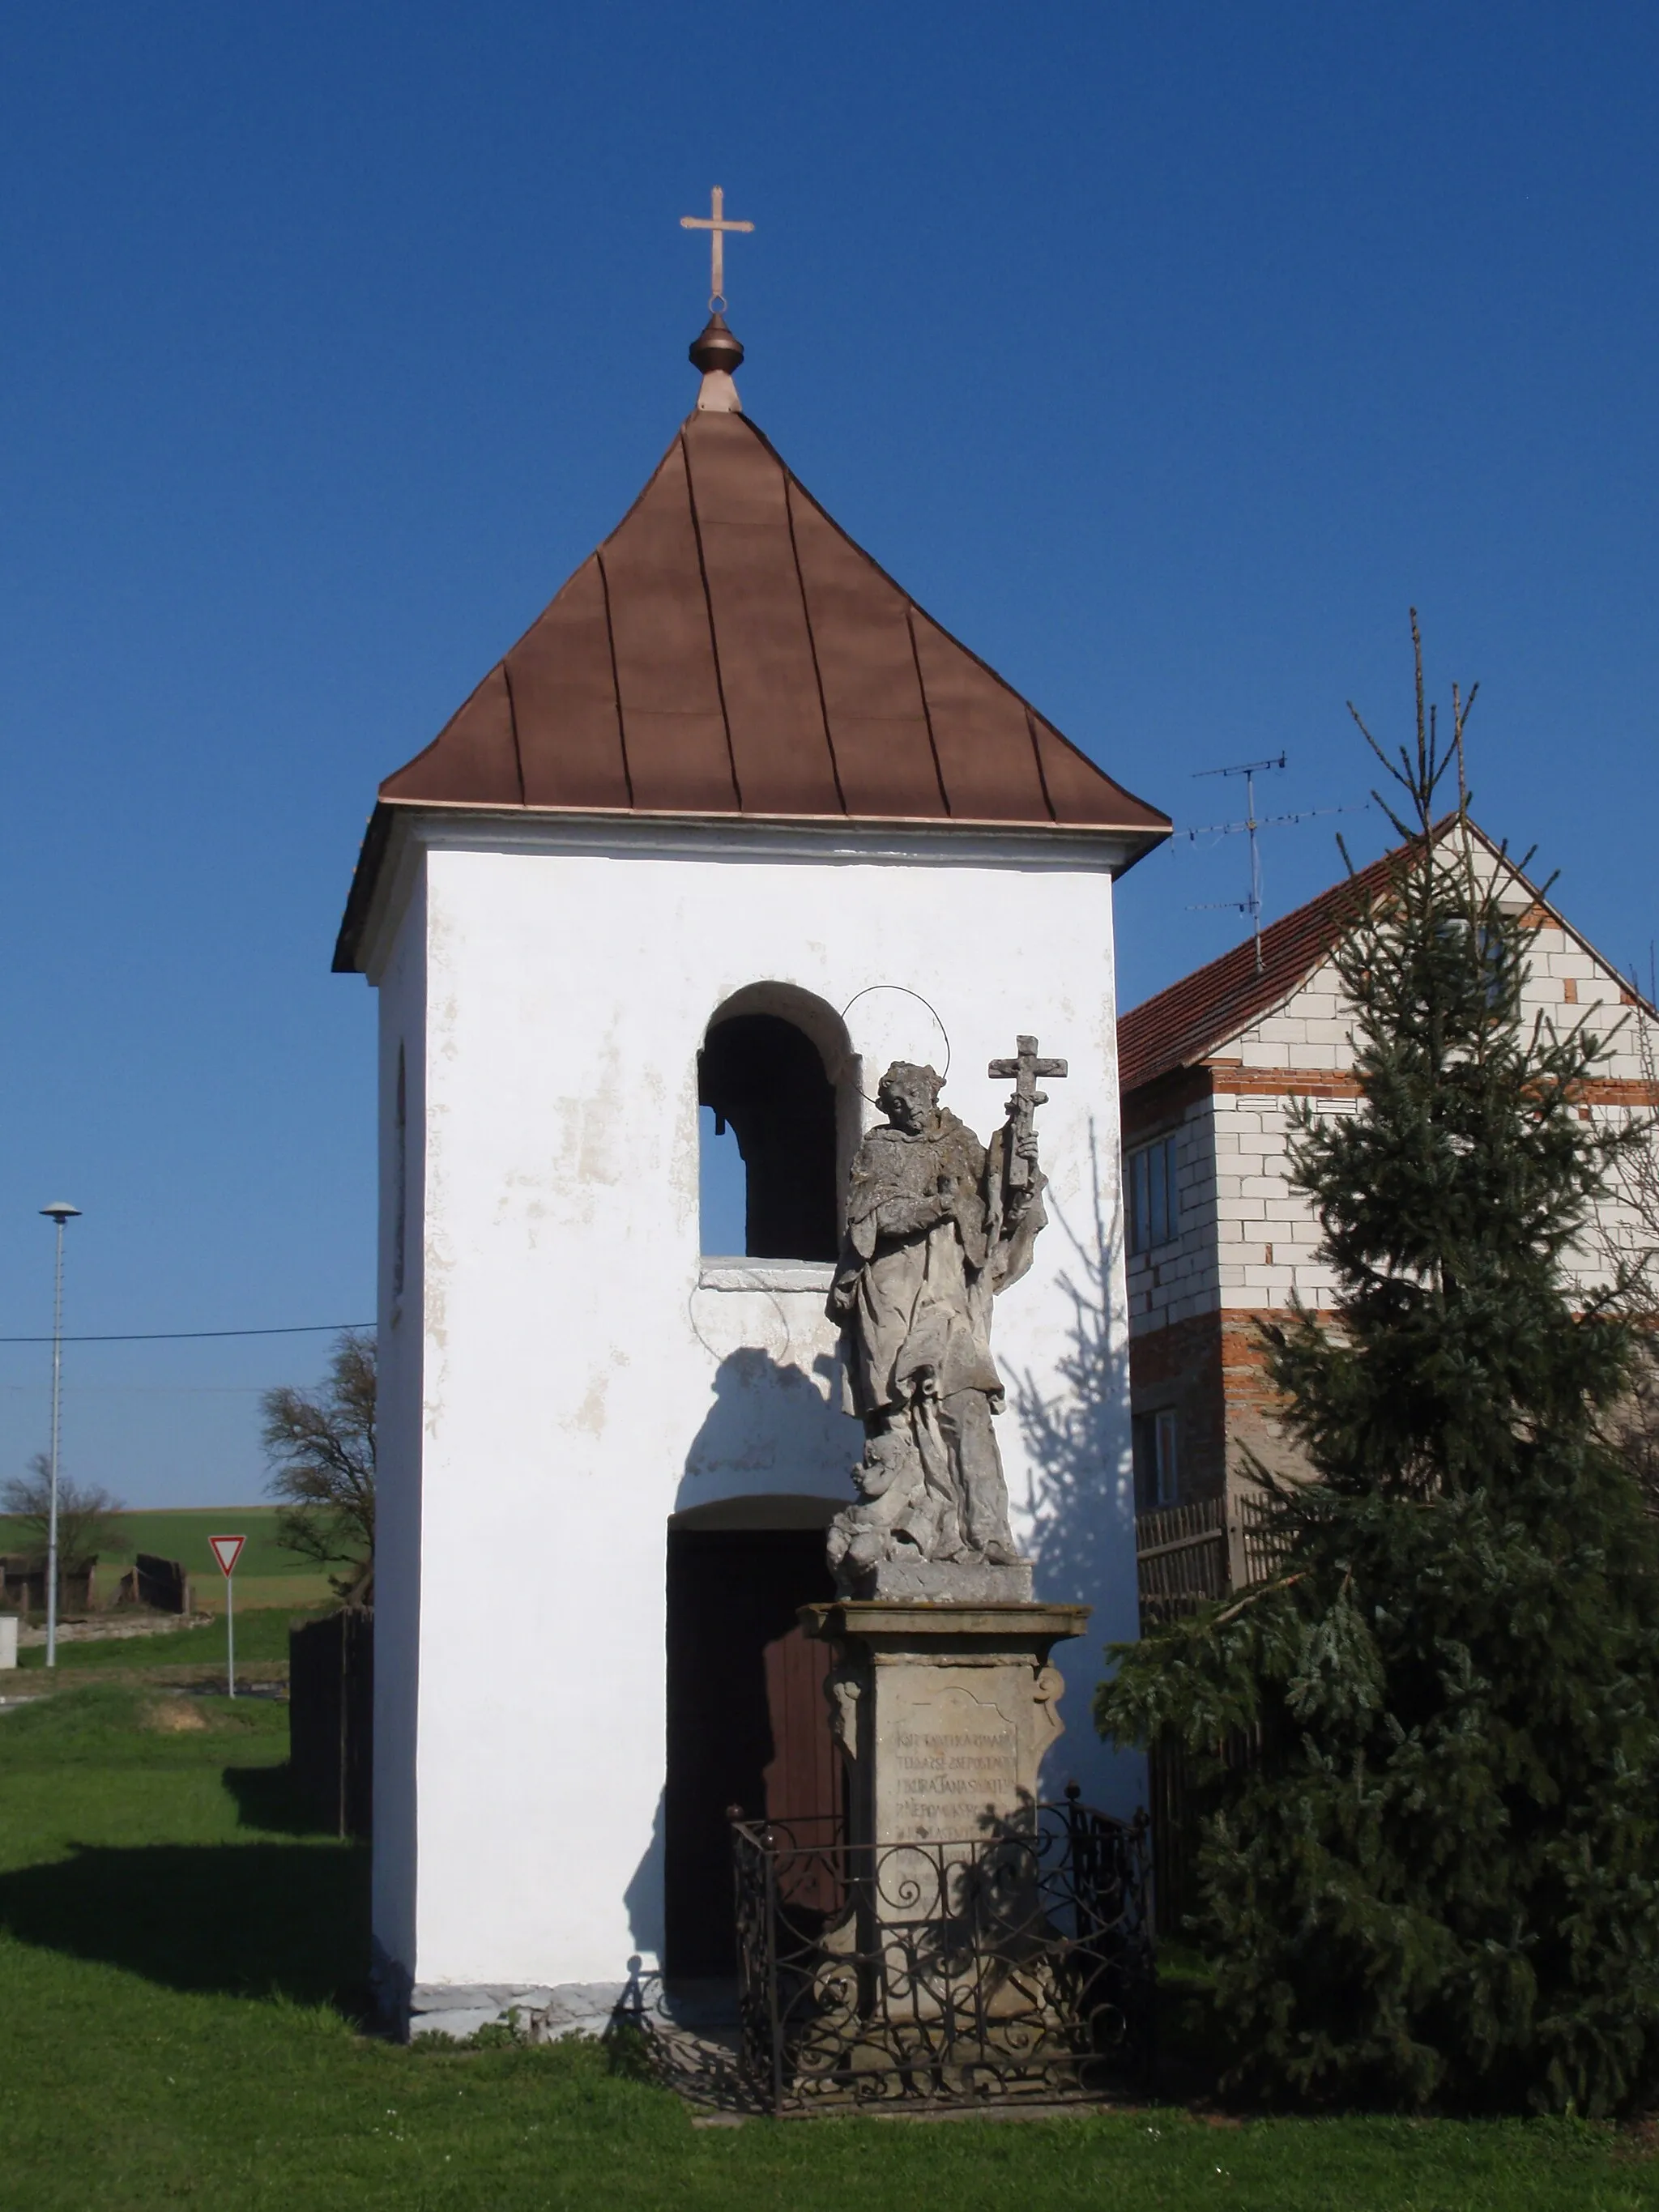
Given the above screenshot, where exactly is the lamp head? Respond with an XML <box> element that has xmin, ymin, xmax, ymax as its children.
<box><xmin>40</xmin><ymin>1203</ymin><xmax>80</xmax><ymax>1224</ymax></box>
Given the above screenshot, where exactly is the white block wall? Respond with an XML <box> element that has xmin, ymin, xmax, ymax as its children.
<box><xmin>1128</xmin><ymin>914</ymin><xmax>1659</xmax><ymax>1332</ymax></box>
<box><xmin>1124</xmin><ymin>1097</ymin><xmax>1220</xmax><ymax>1333</ymax></box>
<box><xmin>1209</xmin><ymin>1089</ymin><xmax>1347</xmax><ymax>1310</ymax></box>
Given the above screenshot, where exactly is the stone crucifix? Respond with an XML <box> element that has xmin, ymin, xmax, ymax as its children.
<box><xmin>679</xmin><ymin>186</ymin><xmax>754</xmax><ymax>310</ymax></box>
<box><xmin>987</xmin><ymin>1034</ymin><xmax>1068</xmax><ymax>1191</ymax></box>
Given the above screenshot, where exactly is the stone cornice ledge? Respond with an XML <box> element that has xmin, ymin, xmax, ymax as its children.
<box><xmin>343</xmin><ymin>803</ymin><xmax>1137</xmax><ymax>979</ymax></box>
<box><xmin>697</xmin><ymin>1259</ymin><xmax>837</xmax><ymax>1294</ymax></box>
<box><xmin>412</xmin><ymin>806</ymin><xmax>1138</xmax><ymax>871</ymax></box>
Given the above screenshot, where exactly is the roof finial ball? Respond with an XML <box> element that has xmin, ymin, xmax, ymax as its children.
<box><xmin>689</xmin><ymin>313</ymin><xmax>744</xmax><ymax>378</ymax></box>
<box><xmin>680</xmin><ymin>186</ymin><xmax>753</xmax><ymax>415</ymax></box>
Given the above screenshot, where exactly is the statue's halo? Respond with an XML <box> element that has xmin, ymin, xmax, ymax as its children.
<box><xmin>838</xmin><ymin>984</ymin><xmax>952</xmax><ymax>1106</ymax></box>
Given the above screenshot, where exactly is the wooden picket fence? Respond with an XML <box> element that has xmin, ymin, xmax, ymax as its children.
<box><xmin>1133</xmin><ymin>1491</ymin><xmax>1287</xmax><ymax>1934</ymax></box>
<box><xmin>1134</xmin><ymin>1491</ymin><xmax>1287</xmax><ymax>1628</ymax></box>
<box><xmin>1134</xmin><ymin>1497</ymin><xmax>1228</xmax><ymax>1624</ymax></box>
<box><xmin>289</xmin><ymin>1609</ymin><xmax>374</xmax><ymax>1839</ymax></box>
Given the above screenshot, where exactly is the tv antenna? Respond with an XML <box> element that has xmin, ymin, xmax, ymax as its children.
<box><xmin>1183</xmin><ymin>754</ymin><xmax>1363</xmax><ymax>974</ymax></box>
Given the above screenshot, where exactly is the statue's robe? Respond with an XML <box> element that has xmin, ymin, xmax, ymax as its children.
<box><xmin>830</xmin><ymin>1110</ymin><xmax>1044</xmax><ymax>1424</ymax></box>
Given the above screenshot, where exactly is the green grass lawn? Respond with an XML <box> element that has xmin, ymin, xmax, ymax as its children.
<box><xmin>2</xmin><ymin>1684</ymin><xmax>1657</xmax><ymax>2210</ymax></box>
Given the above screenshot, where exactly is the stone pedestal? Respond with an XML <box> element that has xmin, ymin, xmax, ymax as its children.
<box><xmin>844</xmin><ymin>1556</ymin><xmax>1034</xmax><ymax>1604</ymax></box>
<box><xmin>802</xmin><ymin>1600</ymin><xmax>1090</xmax><ymax>1846</ymax></box>
<box><xmin>793</xmin><ymin>1599</ymin><xmax>1093</xmax><ymax>2056</ymax></box>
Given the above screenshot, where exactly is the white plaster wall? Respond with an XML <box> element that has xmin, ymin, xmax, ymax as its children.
<box><xmin>370</xmin><ymin>877</ymin><xmax>426</xmax><ymax>2001</ymax></box>
<box><xmin>368</xmin><ymin>821</ymin><xmax>1140</xmax><ymax>1997</ymax></box>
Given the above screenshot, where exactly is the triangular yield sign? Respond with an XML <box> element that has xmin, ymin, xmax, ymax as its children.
<box><xmin>209</xmin><ymin>1533</ymin><xmax>245</xmax><ymax>1578</ymax></box>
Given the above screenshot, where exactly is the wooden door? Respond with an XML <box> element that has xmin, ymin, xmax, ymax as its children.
<box><xmin>663</xmin><ymin>1527</ymin><xmax>838</xmax><ymax>1979</ymax></box>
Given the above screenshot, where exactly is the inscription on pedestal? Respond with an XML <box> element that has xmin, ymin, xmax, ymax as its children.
<box><xmin>883</xmin><ymin>1680</ymin><xmax>1017</xmax><ymax>1839</ymax></box>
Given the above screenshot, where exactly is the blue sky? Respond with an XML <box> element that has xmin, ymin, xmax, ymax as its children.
<box><xmin>0</xmin><ymin>2</ymin><xmax>1653</xmax><ymax>1506</ymax></box>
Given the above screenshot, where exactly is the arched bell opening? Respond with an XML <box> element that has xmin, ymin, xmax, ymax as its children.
<box><xmin>697</xmin><ymin>984</ymin><xmax>858</xmax><ymax>1263</ymax></box>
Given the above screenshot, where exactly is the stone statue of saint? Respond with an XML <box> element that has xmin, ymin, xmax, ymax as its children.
<box><xmin>826</xmin><ymin>1042</ymin><xmax>1063</xmax><ymax>1597</ymax></box>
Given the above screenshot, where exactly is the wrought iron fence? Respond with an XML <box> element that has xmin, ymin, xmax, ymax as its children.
<box><xmin>730</xmin><ymin>1789</ymin><xmax>1153</xmax><ymax>2112</ymax></box>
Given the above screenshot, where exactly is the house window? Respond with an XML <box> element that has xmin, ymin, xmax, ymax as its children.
<box><xmin>1133</xmin><ymin>1409</ymin><xmax>1179</xmax><ymax>1510</ymax></box>
<box><xmin>1436</xmin><ymin>918</ymin><xmax>1505</xmax><ymax>1006</ymax></box>
<box><xmin>1127</xmin><ymin>1132</ymin><xmax>1179</xmax><ymax>1255</ymax></box>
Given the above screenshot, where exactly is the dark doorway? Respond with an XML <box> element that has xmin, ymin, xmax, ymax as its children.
<box><xmin>663</xmin><ymin>1527</ymin><xmax>839</xmax><ymax>1979</ymax></box>
<box><xmin>698</xmin><ymin>1014</ymin><xmax>838</xmax><ymax>1262</ymax></box>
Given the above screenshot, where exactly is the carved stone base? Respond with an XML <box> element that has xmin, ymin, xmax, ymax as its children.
<box><xmin>842</xmin><ymin>1554</ymin><xmax>1034</xmax><ymax>1604</ymax></box>
<box><xmin>801</xmin><ymin>1600</ymin><xmax>1090</xmax><ymax>1848</ymax></box>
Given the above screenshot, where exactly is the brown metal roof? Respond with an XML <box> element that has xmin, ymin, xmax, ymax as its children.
<box><xmin>336</xmin><ymin>403</ymin><xmax>1168</xmax><ymax>965</ymax></box>
<box><xmin>379</xmin><ymin>409</ymin><xmax>1170</xmax><ymax>833</ymax></box>
<box><xmin>336</xmin><ymin>402</ymin><xmax>1168</xmax><ymax>970</ymax></box>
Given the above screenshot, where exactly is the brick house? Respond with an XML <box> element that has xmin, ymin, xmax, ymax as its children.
<box><xmin>1118</xmin><ymin>820</ymin><xmax>1659</xmax><ymax>1530</ymax></box>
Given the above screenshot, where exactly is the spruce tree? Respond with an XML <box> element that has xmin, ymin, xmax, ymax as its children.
<box><xmin>1099</xmin><ymin>620</ymin><xmax>1659</xmax><ymax>2114</ymax></box>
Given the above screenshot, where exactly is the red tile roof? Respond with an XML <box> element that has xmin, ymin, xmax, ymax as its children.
<box><xmin>1117</xmin><ymin>844</ymin><xmax>1407</xmax><ymax>1094</ymax></box>
<box><xmin>1117</xmin><ymin>816</ymin><xmax>1648</xmax><ymax>1096</ymax></box>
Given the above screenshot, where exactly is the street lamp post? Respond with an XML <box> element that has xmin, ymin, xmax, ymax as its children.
<box><xmin>40</xmin><ymin>1203</ymin><xmax>80</xmax><ymax>1669</ymax></box>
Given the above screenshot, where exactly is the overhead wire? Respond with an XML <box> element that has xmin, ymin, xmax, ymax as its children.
<box><xmin>0</xmin><ymin>1323</ymin><xmax>373</xmax><ymax>1345</ymax></box>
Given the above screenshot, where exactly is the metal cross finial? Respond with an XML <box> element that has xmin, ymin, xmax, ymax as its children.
<box><xmin>680</xmin><ymin>186</ymin><xmax>754</xmax><ymax>312</ymax></box>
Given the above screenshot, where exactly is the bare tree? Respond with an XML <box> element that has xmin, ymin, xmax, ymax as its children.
<box><xmin>262</xmin><ymin>1331</ymin><xmax>376</xmax><ymax>1604</ymax></box>
<box><xmin>1</xmin><ymin>1456</ymin><xmax>124</xmax><ymax>1571</ymax></box>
